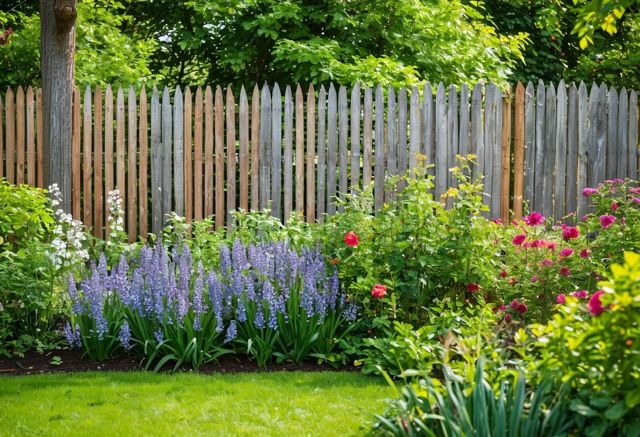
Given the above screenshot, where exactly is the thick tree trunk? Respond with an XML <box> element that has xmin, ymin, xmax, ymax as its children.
<box><xmin>40</xmin><ymin>0</ymin><xmax>76</xmax><ymax>212</ymax></box>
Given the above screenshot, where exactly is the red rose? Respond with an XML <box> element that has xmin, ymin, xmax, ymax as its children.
<box><xmin>371</xmin><ymin>284</ymin><xmax>387</xmax><ymax>299</ymax></box>
<box><xmin>343</xmin><ymin>231</ymin><xmax>359</xmax><ymax>247</ymax></box>
<box><xmin>466</xmin><ymin>283</ymin><xmax>480</xmax><ymax>293</ymax></box>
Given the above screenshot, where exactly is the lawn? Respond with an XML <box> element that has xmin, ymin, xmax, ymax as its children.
<box><xmin>0</xmin><ymin>371</ymin><xmax>391</xmax><ymax>436</ymax></box>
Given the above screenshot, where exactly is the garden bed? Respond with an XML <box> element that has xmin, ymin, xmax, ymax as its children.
<box><xmin>0</xmin><ymin>349</ymin><xmax>356</xmax><ymax>376</ymax></box>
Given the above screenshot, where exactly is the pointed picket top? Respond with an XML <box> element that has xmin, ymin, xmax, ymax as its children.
<box><xmin>308</xmin><ymin>83</ymin><xmax>315</xmax><ymax>98</ymax></box>
<box><xmin>240</xmin><ymin>85</ymin><xmax>247</xmax><ymax>104</ymax></box>
<box><xmin>162</xmin><ymin>86</ymin><xmax>171</xmax><ymax>106</ymax></box>
<box><xmin>174</xmin><ymin>85</ymin><xmax>182</xmax><ymax>101</ymax></box>
<box><xmin>436</xmin><ymin>82</ymin><xmax>445</xmax><ymax>97</ymax></box>
<box><xmin>295</xmin><ymin>83</ymin><xmax>303</xmax><ymax>101</ymax></box>
<box><xmin>273</xmin><ymin>82</ymin><xmax>281</xmax><ymax>99</ymax></box>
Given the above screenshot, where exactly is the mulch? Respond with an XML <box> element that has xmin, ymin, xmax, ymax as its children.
<box><xmin>0</xmin><ymin>349</ymin><xmax>356</xmax><ymax>376</ymax></box>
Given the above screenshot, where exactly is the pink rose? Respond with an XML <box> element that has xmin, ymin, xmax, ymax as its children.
<box><xmin>556</xmin><ymin>294</ymin><xmax>566</xmax><ymax>304</ymax></box>
<box><xmin>599</xmin><ymin>215</ymin><xmax>616</xmax><ymax>229</ymax></box>
<box><xmin>588</xmin><ymin>290</ymin><xmax>605</xmax><ymax>315</ymax></box>
<box><xmin>523</xmin><ymin>212</ymin><xmax>545</xmax><ymax>226</ymax></box>
<box><xmin>371</xmin><ymin>284</ymin><xmax>387</xmax><ymax>299</ymax></box>
<box><xmin>560</xmin><ymin>248</ymin><xmax>574</xmax><ymax>257</ymax></box>
<box><xmin>512</xmin><ymin>234</ymin><xmax>526</xmax><ymax>246</ymax></box>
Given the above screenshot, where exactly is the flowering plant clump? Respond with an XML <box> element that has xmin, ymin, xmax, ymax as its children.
<box><xmin>530</xmin><ymin>252</ymin><xmax>640</xmax><ymax>435</ymax></box>
<box><xmin>66</xmin><ymin>240</ymin><xmax>358</xmax><ymax>368</ymax></box>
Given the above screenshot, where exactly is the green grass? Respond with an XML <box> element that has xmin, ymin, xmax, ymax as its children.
<box><xmin>0</xmin><ymin>371</ymin><xmax>391</xmax><ymax>436</ymax></box>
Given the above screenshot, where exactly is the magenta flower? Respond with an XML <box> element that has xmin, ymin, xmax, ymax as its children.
<box><xmin>579</xmin><ymin>249</ymin><xmax>590</xmax><ymax>258</ymax></box>
<box><xmin>571</xmin><ymin>290</ymin><xmax>589</xmax><ymax>299</ymax></box>
<box><xmin>546</xmin><ymin>241</ymin><xmax>557</xmax><ymax>250</ymax></box>
<box><xmin>523</xmin><ymin>212</ymin><xmax>545</xmax><ymax>226</ymax></box>
<box><xmin>541</xmin><ymin>258</ymin><xmax>553</xmax><ymax>267</ymax></box>
<box><xmin>556</xmin><ymin>294</ymin><xmax>566</xmax><ymax>304</ymax></box>
<box><xmin>509</xmin><ymin>299</ymin><xmax>520</xmax><ymax>309</ymax></box>
<box><xmin>630</xmin><ymin>187</ymin><xmax>640</xmax><ymax>194</ymax></box>
<box><xmin>611</xmin><ymin>202</ymin><xmax>619</xmax><ymax>211</ymax></box>
<box><xmin>559</xmin><ymin>267</ymin><xmax>571</xmax><ymax>277</ymax></box>
<box><xmin>600</xmin><ymin>215</ymin><xmax>616</xmax><ymax>229</ymax></box>
<box><xmin>466</xmin><ymin>283</ymin><xmax>480</xmax><ymax>293</ymax></box>
<box><xmin>530</xmin><ymin>275</ymin><xmax>539</xmax><ymax>283</ymax></box>
<box><xmin>561</xmin><ymin>224</ymin><xmax>580</xmax><ymax>240</ymax></box>
<box><xmin>588</xmin><ymin>290</ymin><xmax>605</xmax><ymax>315</ymax></box>
<box><xmin>512</xmin><ymin>234</ymin><xmax>526</xmax><ymax>246</ymax></box>
<box><xmin>499</xmin><ymin>270</ymin><xmax>508</xmax><ymax>278</ymax></box>
<box><xmin>632</xmin><ymin>197</ymin><xmax>640</xmax><ymax>204</ymax></box>
<box><xmin>582</xmin><ymin>187</ymin><xmax>598</xmax><ymax>196</ymax></box>
<box><xmin>560</xmin><ymin>248</ymin><xmax>574</xmax><ymax>257</ymax></box>
<box><xmin>516</xmin><ymin>303</ymin><xmax>528</xmax><ymax>314</ymax></box>
<box><xmin>504</xmin><ymin>314</ymin><xmax>512</xmax><ymax>322</ymax></box>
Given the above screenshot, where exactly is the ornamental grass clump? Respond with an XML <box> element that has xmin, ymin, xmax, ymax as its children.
<box><xmin>66</xmin><ymin>240</ymin><xmax>358</xmax><ymax>370</ymax></box>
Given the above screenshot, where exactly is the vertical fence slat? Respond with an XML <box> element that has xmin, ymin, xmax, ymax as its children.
<box><xmin>594</xmin><ymin>84</ymin><xmax>608</xmax><ymax>186</ymax></box>
<box><xmin>173</xmin><ymin>86</ymin><xmax>184</xmax><ymax>218</ymax></box>
<box><xmin>104</xmin><ymin>86</ymin><xmax>114</xmax><ymax>234</ymax></box>
<box><xmin>129</xmin><ymin>86</ymin><xmax>139</xmax><ymax>239</ymax></box>
<box><xmin>270</xmin><ymin>84</ymin><xmax>282</xmax><ymax>220</ymax></box>
<box><xmin>283</xmin><ymin>85</ymin><xmax>293</xmax><ymax>220</ymax></box>
<box><xmin>16</xmin><ymin>87</ymin><xmax>25</xmax><ymax>184</ymax></box>
<box><xmin>542</xmin><ymin>83</ymin><xmax>556</xmax><ymax>218</ymax></box>
<box><xmin>501</xmin><ymin>96</ymin><xmax>511</xmax><ymax>223</ymax></box>
<box><xmin>374</xmin><ymin>84</ymin><xmax>385</xmax><ymax>211</ymax></box>
<box><xmin>513</xmin><ymin>82</ymin><xmax>525</xmax><ymax>220</ymax></box>
<box><xmin>251</xmin><ymin>85</ymin><xmax>260</xmax><ymax>212</ymax></box>
<box><xmin>295</xmin><ymin>84</ymin><xmax>305</xmax><ymax>213</ymax></box>
<box><xmin>184</xmin><ymin>86</ymin><xmax>193</xmax><ymax>224</ymax></box>
<box><xmin>6</xmin><ymin>88</ymin><xmax>14</xmax><ymax>184</ymax></box>
<box><xmin>26</xmin><ymin>87</ymin><xmax>35</xmax><ymax>186</ymax></box>
<box><xmin>161</xmin><ymin>87</ymin><xmax>173</xmax><ymax>225</ymax></box>
<box><xmin>483</xmin><ymin>84</ymin><xmax>495</xmax><ymax>213</ymax></box>
<box><xmin>363</xmin><ymin>86</ymin><xmax>373</xmax><ymax>187</ymax></box>
<box><xmin>533</xmin><ymin>80</ymin><xmax>546</xmax><ymax>213</ymax></box>
<box><xmin>586</xmin><ymin>84</ymin><xmax>600</xmax><ymax>189</ymax></box>
<box><xmin>577</xmin><ymin>82</ymin><xmax>588</xmax><ymax>217</ymax></box>
<box><xmin>306</xmin><ymin>85</ymin><xmax>316</xmax><ymax>221</ymax></box>
<box><xmin>36</xmin><ymin>88</ymin><xmax>43</xmax><ymax>187</ymax></box>
<box><xmin>259</xmin><ymin>84</ymin><xmax>272</xmax><ymax>211</ymax></box>
<box><xmin>327</xmin><ymin>84</ymin><xmax>338</xmax><ymax>215</ymax></box>
<box><xmin>471</xmin><ymin>83</ymin><xmax>483</xmax><ymax>179</ymax></box>
<box><xmin>566</xmin><ymin>84</ymin><xmax>578</xmax><ymax>219</ymax></box>
<box><xmin>239</xmin><ymin>86</ymin><xmax>249</xmax><ymax>212</ymax></box>
<box><xmin>72</xmin><ymin>87</ymin><xmax>80</xmax><ymax>219</ymax></box>
<box><xmin>83</xmin><ymin>86</ymin><xmax>93</xmax><ymax>229</ymax></box>
<box><xmin>554</xmin><ymin>81</ymin><xmax>567</xmax><ymax>221</ymax></box>
<box><xmin>447</xmin><ymin>84</ymin><xmax>458</xmax><ymax>189</ymax></box>
<box><xmin>606</xmin><ymin>87</ymin><xmax>619</xmax><ymax>180</ymax></box>
<box><xmin>350</xmin><ymin>82</ymin><xmax>361</xmax><ymax>190</ymax></box>
<box><xmin>117</xmin><ymin>87</ymin><xmax>126</xmax><ymax>215</ymax></box>
<box><xmin>226</xmin><ymin>86</ymin><xmax>236</xmax><ymax>226</ymax></box>
<box><xmin>385</xmin><ymin>86</ymin><xmax>396</xmax><ymax>201</ymax></box>
<box><xmin>139</xmin><ymin>87</ymin><xmax>148</xmax><ymax>238</ymax></box>
<box><xmin>215</xmin><ymin>86</ymin><xmax>225</xmax><ymax>227</ymax></box>
<box><xmin>194</xmin><ymin>87</ymin><xmax>204</xmax><ymax>220</ymax></box>
<box><xmin>422</xmin><ymin>82</ymin><xmax>434</xmax><ymax>173</ymax></box>
<box><xmin>435</xmin><ymin>83</ymin><xmax>447</xmax><ymax>199</ymax></box>
<box><xmin>204</xmin><ymin>86</ymin><xmax>214</xmax><ymax>217</ymax></box>
<box><xmin>150</xmin><ymin>87</ymin><xmax>162</xmax><ymax>235</ymax></box>
<box><xmin>397</xmin><ymin>88</ymin><xmax>407</xmax><ymax>179</ymax></box>
<box><xmin>618</xmin><ymin>88</ymin><xmax>629</xmax><ymax>178</ymax></box>
<box><xmin>491</xmin><ymin>85</ymin><xmax>503</xmax><ymax>218</ymax></box>
<box><xmin>409</xmin><ymin>87</ymin><xmax>420</xmax><ymax>175</ymax></box>
<box><xmin>338</xmin><ymin>85</ymin><xmax>348</xmax><ymax>211</ymax></box>
<box><xmin>629</xmin><ymin>91</ymin><xmax>638</xmax><ymax>178</ymax></box>
<box><xmin>459</xmin><ymin>84</ymin><xmax>470</xmax><ymax>158</ymax></box>
<box><xmin>0</xmin><ymin>95</ymin><xmax>4</xmax><ymax>179</ymax></box>
<box><xmin>93</xmin><ymin>87</ymin><xmax>103</xmax><ymax>238</ymax></box>
<box><xmin>316</xmin><ymin>85</ymin><xmax>327</xmax><ymax>222</ymax></box>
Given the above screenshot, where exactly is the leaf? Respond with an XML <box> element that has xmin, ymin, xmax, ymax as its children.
<box><xmin>570</xmin><ymin>399</ymin><xmax>599</xmax><ymax>417</ymax></box>
<box><xmin>604</xmin><ymin>401</ymin><xmax>627</xmax><ymax>421</ymax></box>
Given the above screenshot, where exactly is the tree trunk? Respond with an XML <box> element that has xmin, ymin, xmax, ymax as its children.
<box><xmin>40</xmin><ymin>0</ymin><xmax>76</xmax><ymax>212</ymax></box>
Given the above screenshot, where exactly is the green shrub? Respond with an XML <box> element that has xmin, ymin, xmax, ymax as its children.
<box><xmin>530</xmin><ymin>251</ymin><xmax>640</xmax><ymax>436</ymax></box>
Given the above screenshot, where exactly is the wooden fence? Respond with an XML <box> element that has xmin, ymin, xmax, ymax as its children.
<box><xmin>1</xmin><ymin>81</ymin><xmax>638</xmax><ymax>241</ymax></box>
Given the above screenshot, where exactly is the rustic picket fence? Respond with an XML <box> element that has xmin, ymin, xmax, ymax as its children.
<box><xmin>0</xmin><ymin>81</ymin><xmax>638</xmax><ymax>241</ymax></box>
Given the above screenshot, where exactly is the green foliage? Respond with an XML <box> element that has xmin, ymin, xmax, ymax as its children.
<box><xmin>530</xmin><ymin>252</ymin><xmax>640</xmax><ymax>436</ymax></box>
<box><xmin>571</xmin><ymin>0</ymin><xmax>639</xmax><ymax>48</ymax></box>
<box><xmin>319</xmin><ymin>156</ymin><xmax>499</xmax><ymax>325</ymax></box>
<box><xmin>371</xmin><ymin>359</ymin><xmax>574</xmax><ymax>436</ymax></box>
<box><xmin>0</xmin><ymin>180</ymin><xmax>60</xmax><ymax>357</ymax></box>
<box><xmin>0</xmin><ymin>0</ymin><xmax>156</xmax><ymax>88</ymax></box>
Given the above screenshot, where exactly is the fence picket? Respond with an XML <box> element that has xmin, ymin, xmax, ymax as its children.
<box><xmin>374</xmin><ymin>84</ymin><xmax>385</xmax><ymax>211</ymax></box>
<box><xmin>447</xmin><ymin>85</ymin><xmax>458</xmax><ymax>189</ymax></box>
<box><xmin>386</xmin><ymin>86</ymin><xmax>397</xmax><ymax>201</ymax></box>
<box><xmin>363</xmin><ymin>86</ymin><xmax>373</xmax><ymax>187</ymax></box>
<box><xmin>283</xmin><ymin>85</ymin><xmax>293</xmax><ymax>220</ymax></box>
<box><xmin>542</xmin><ymin>83</ymin><xmax>556</xmax><ymax>218</ymax></box>
<box><xmin>204</xmin><ymin>86</ymin><xmax>214</xmax><ymax>218</ymax></box>
<box><xmin>6</xmin><ymin>88</ymin><xmax>14</xmax><ymax>184</ymax></box>
<box><xmin>629</xmin><ymin>91</ymin><xmax>638</xmax><ymax>178</ymax></box>
<box><xmin>501</xmin><ymin>96</ymin><xmax>511</xmax><ymax>223</ymax></box>
<box><xmin>295</xmin><ymin>84</ymin><xmax>305</xmax><ymax>213</ymax></box>
<box><xmin>483</xmin><ymin>84</ymin><xmax>495</xmax><ymax>213</ymax></box>
<box><xmin>93</xmin><ymin>87</ymin><xmax>103</xmax><ymax>238</ymax></box>
<box><xmin>566</xmin><ymin>84</ymin><xmax>578</xmax><ymax>218</ymax></box>
<box><xmin>251</xmin><ymin>85</ymin><xmax>260</xmax><ymax>212</ymax></box>
<box><xmin>422</xmin><ymin>82</ymin><xmax>434</xmax><ymax>172</ymax></box>
<box><xmin>259</xmin><ymin>84</ymin><xmax>271</xmax><ymax>211</ymax></box>
<box><xmin>327</xmin><ymin>84</ymin><xmax>338</xmax><ymax>214</ymax></box>
<box><xmin>36</xmin><ymin>88</ymin><xmax>43</xmax><ymax>187</ymax></box>
<box><xmin>16</xmin><ymin>86</ymin><xmax>25</xmax><ymax>184</ymax></box>
<box><xmin>317</xmin><ymin>86</ymin><xmax>327</xmax><ymax>222</ymax></box>
<box><xmin>26</xmin><ymin>86</ymin><xmax>35</xmax><ymax>186</ymax></box>
<box><xmin>226</xmin><ymin>86</ymin><xmax>236</xmax><ymax>226</ymax></box>
<box><xmin>606</xmin><ymin>87</ymin><xmax>619</xmax><ymax>180</ymax></box>
<box><xmin>104</xmin><ymin>86</ymin><xmax>113</xmax><ymax>233</ymax></box>
<box><xmin>513</xmin><ymin>82</ymin><xmax>525</xmax><ymax>220</ymax></box>
<box><xmin>577</xmin><ymin>82</ymin><xmax>588</xmax><ymax>218</ymax></box>
<box><xmin>271</xmin><ymin>84</ymin><xmax>282</xmax><ymax>220</ymax></box>
<box><xmin>173</xmin><ymin>86</ymin><xmax>184</xmax><ymax>219</ymax></box>
<box><xmin>534</xmin><ymin>80</ymin><xmax>546</xmax><ymax>213</ymax></box>
<box><xmin>239</xmin><ymin>86</ymin><xmax>249</xmax><ymax>211</ymax></box>
<box><xmin>215</xmin><ymin>86</ymin><xmax>225</xmax><ymax>227</ymax></box>
<box><xmin>306</xmin><ymin>85</ymin><xmax>316</xmax><ymax>221</ymax></box>
<box><xmin>117</xmin><ymin>87</ymin><xmax>126</xmax><ymax>215</ymax></box>
<box><xmin>139</xmin><ymin>87</ymin><xmax>148</xmax><ymax>238</ymax></box>
<box><xmin>83</xmin><ymin>86</ymin><xmax>93</xmax><ymax>229</ymax></box>
<box><xmin>554</xmin><ymin>81</ymin><xmax>567</xmax><ymax>221</ymax></box>
<box><xmin>129</xmin><ymin>86</ymin><xmax>140</xmax><ymax>238</ymax></box>
<box><xmin>350</xmin><ymin>82</ymin><xmax>360</xmax><ymax>190</ymax></box>
<box><xmin>618</xmin><ymin>88</ymin><xmax>629</xmax><ymax>179</ymax></box>
<box><xmin>409</xmin><ymin>87</ymin><xmax>420</xmax><ymax>175</ymax></box>
<box><xmin>594</xmin><ymin>84</ymin><xmax>608</xmax><ymax>186</ymax></box>
<box><xmin>150</xmin><ymin>87</ymin><xmax>162</xmax><ymax>235</ymax></box>
<box><xmin>490</xmin><ymin>84</ymin><xmax>503</xmax><ymax>217</ymax></box>
<box><xmin>184</xmin><ymin>87</ymin><xmax>193</xmax><ymax>224</ymax></box>
<box><xmin>397</xmin><ymin>88</ymin><xmax>407</xmax><ymax>178</ymax></box>
<box><xmin>338</xmin><ymin>85</ymin><xmax>348</xmax><ymax>210</ymax></box>
<box><xmin>435</xmin><ymin>83</ymin><xmax>447</xmax><ymax>199</ymax></box>
<box><xmin>459</xmin><ymin>84</ymin><xmax>470</xmax><ymax>158</ymax></box>
<box><xmin>193</xmin><ymin>87</ymin><xmax>203</xmax><ymax>221</ymax></box>
<box><xmin>161</xmin><ymin>87</ymin><xmax>173</xmax><ymax>225</ymax></box>
<box><xmin>471</xmin><ymin>83</ymin><xmax>483</xmax><ymax>179</ymax></box>
<box><xmin>72</xmin><ymin>87</ymin><xmax>80</xmax><ymax>220</ymax></box>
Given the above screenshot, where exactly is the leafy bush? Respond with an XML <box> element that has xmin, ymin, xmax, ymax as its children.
<box><xmin>529</xmin><ymin>251</ymin><xmax>640</xmax><ymax>436</ymax></box>
<box><xmin>66</xmin><ymin>240</ymin><xmax>359</xmax><ymax>369</ymax></box>
<box><xmin>371</xmin><ymin>358</ymin><xmax>574</xmax><ymax>437</ymax></box>
<box><xmin>319</xmin><ymin>156</ymin><xmax>499</xmax><ymax>325</ymax></box>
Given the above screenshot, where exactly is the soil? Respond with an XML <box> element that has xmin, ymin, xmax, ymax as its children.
<box><xmin>0</xmin><ymin>349</ymin><xmax>357</xmax><ymax>376</ymax></box>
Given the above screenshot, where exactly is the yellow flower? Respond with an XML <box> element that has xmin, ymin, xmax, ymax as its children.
<box><xmin>415</xmin><ymin>153</ymin><xmax>427</xmax><ymax>162</ymax></box>
<box><xmin>467</xmin><ymin>153</ymin><xmax>477</xmax><ymax>160</ymax></box>
<box><xmin>441</xmin><ymin>187</ymin><xmax>459</xmax><ymax>199</ymax></box>
<box><xmin>449</xmin><ymin>166</ymin><xmax>460</xmax><ymax>173</ymax></box>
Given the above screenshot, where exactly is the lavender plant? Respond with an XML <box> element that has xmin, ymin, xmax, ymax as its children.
<box><xmin>66</xmin><ymin>239</ymin><xmax>359</xmax><ymax>370</ymax></box>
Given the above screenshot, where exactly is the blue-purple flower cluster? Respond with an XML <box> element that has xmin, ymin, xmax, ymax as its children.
<box><xmin>67</xmin><ymin>240</ymin><xmax>358</xmax><ymax>350</ymax></box>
